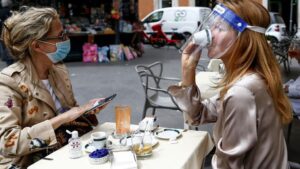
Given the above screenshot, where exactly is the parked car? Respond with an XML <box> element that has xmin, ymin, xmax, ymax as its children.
<box><xmin>265</xmin><ymin>12</ymin><xmax>289</xmax><ymax>43</ymax></box>
<box><xmin>142</xmin><ymin>7</ymin><xmax>211</xmax><ymax>38</ymax></box>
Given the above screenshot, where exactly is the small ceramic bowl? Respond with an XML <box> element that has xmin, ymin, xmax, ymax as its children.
<box><xmin>88</xmin><ymin>148</ymin><xmax>109</xmax><ymax>165</ymax></box>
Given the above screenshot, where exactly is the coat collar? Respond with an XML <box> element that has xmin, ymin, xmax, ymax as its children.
<box><xmin>22</xmin><ymin>57</ymin><xmax>57</xmax><ymax>112</ymax></box>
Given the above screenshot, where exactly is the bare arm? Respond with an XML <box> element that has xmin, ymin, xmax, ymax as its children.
<box><xmin>180</xmin><ymin>43</ymin><xmax>201</xmax><ymax>87</ymax></box>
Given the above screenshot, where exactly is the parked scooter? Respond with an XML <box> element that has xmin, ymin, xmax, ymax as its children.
<box><xmin>142</xmin><ymin>21</ymin><xmax>186</xmax><ymax>49</ymax></box>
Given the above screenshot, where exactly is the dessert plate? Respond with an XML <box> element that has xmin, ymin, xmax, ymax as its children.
<box><xmin>154</xmin><ymin>128</ymin><xmax>182</xmax><ymax>140</ymax></box>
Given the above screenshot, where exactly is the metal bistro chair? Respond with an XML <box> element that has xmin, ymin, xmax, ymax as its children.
<box><xmin>271</xmin><ymin>39</ymin><xmax>291</xmax><ymax>73</ymax></box>
<box><xmin>135</xmin><ymin>61</ymin><xmax>182</xmax><ymax>119</ymax></box>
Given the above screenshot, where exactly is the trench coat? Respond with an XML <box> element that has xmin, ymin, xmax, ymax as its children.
<box><xmin>0</xmin><ymin>57</ymin><xmax>98</xmax><ymax>168</ymax></box>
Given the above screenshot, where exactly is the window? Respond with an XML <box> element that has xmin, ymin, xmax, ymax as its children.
<box><xmin>144</xmin><ymin>11</ymin><xmax>164</xmax><ymax>23</ymax></box>
<box><xmin>162</xmin><ymin>0</ymin><xmax>172</xmax><ymax>8</ymax></box>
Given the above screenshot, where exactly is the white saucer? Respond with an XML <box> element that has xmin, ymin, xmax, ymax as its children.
<box><xmin>154</xmin><ymin>128</ymin><xmax>182</xmax><ymax>140</ymax></box>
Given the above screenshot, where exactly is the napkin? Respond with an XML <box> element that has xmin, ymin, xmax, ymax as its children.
<box><xmin>139</xmin><ymin>116</ymin><xmax>155</xmax><ymax>131</ymax></box>
<box><xmin>110</xmin><ymin>151</ymin><xmax>137</xmax><ymax>169</ymax></box>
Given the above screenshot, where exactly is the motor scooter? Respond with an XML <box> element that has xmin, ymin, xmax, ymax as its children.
<box><xmin>142</xmin><ymin>21</ymin><xmax>186</xmax><ymax>49</ymax></box>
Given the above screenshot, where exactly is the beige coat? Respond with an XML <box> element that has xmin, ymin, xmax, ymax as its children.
<box><xmin>0</xmin><ymin>57</ymin><xmax>81</xmax><ymax>168</ymax></box>
<box><xmin>169</xmin><ymin>73</ymin><xmax>289</xmax><ymax>169</ymax></box>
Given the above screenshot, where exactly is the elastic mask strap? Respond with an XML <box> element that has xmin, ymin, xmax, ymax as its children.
<box><xmin>214</xmin><ymin>4</ymin><xmax>266</xmax><ymax>34</ymax></box>
<box><xmin>246</xmin><ymin>25</ymin><xmax>266</xmax><ymax>34</ymax></box>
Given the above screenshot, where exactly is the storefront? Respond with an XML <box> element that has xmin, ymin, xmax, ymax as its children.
<box><xmin>19</xmin><ymin>0</ymin><xmax>142</xmax><ymax>62</ymax></box>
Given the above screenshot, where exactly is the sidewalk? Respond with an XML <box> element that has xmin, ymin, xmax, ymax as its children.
<box><xmin>0</xmin><ymin>45</ymin><xmax>299</xmax><ymax>167</ymax></box>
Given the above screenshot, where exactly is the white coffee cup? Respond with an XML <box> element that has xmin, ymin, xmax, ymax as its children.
<box><xmin>90</xmin><ymin>132</ymin><xmax>107</xmax><ymax>149</ymax></box>
<box><xmin>192</xmin><ymin>29</ymin><xmax>212</xmax><ymax>48</ymax></box>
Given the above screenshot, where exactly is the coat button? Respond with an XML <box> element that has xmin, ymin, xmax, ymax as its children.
<box><xmin>43</xmin><ymin>112</ymin><xmax>47</xmax><ymax>117</ymax></box>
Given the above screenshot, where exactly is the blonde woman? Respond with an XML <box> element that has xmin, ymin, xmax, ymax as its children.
<box><xmin>169</xmin><ymin>0</ymin><xmax>292</xmax><ymax>168</ymax></box>
<box><xmin>0</xmin><ymin>7</ymin><xmax>104</xmax><ymax>168</ymax></box>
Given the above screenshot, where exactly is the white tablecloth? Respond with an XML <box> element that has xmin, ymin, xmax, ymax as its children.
<box><xmin>28</xmin><ymin>122</ymin><xmax>214</xmax><ymax>169</ymax></box>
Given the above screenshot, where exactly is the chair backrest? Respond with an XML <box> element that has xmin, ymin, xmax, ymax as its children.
<box><xmin>135</xmin><ymin>61</ymin><xmax>181</xmax><ymax>106</ymax></box>
<box><xmin>135</xmin><ymin>61</ymin><xmax>163</xmax><ymax>92</ymax></box>
<box><xmin>135</xmin><ymin>61</ymin><xmax>182</xmax><ymax>118</ymax></box>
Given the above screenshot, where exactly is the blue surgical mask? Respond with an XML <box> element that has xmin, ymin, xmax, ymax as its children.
<box><xmin>40</xmin><ymin>39</ymin><xmax>71</xmax><ymax>63</ymax></box>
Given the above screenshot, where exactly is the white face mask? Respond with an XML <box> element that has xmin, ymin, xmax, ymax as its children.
<box><xmin>39</xmin><ymin>39</ymin><xmax>71</xmax><ymax>63</ymax></box>
<box><xmin>180</xmin><ymin>3</ymin><xmax>266</xmax><ymax>59</ymax></box>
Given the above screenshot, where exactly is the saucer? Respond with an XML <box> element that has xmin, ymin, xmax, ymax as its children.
<box><xmin>154</xmin><ymin>128</ymin><xmax>182</xmax><ymax>140</ymax></box>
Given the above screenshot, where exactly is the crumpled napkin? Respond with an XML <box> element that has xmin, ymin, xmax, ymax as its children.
<box><xmin>110</xmin><ymin>151</ymin><xmax>137</xmax><ymax>169</ymax></box>
<box><xmin>139</xmin><ymin>116</ymin><xmax>156</xmax><ymax>131</ymax></box>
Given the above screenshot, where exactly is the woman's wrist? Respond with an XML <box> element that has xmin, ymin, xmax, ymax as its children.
<box><xmin>181</xmin><ymin>68</ymin><xmax>196</xmax><ymax>87</ymax></box>
<box><xmin>180</xmin><ymin>81</ymin><xmax>194</xmax><ymax>87</ymax></box>
<box><xmin>50</xmin><ymin>114</ymin><xmax>69</xmax><ymax>129</ymax></box>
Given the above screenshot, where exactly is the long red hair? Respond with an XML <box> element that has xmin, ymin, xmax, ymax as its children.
<box><xmin>219</xmin><ymin>0</ymin><xmax>292</xmax><ymax>124</ymax></box>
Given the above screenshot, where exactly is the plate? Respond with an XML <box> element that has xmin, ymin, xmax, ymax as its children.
<box><xmin>120</xmin><ymin>134</ymin><xmax>158</xmax><ymax>147</ymax></box>
<box><xmin>154</xmin><ymin>128</ymin><xmax>182</xmax><ymax>140</ymax></box>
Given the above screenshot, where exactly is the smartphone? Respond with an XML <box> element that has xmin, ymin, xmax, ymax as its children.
<box><xmin>85</xmin><ymin>94</ymin><xmax>117</xmax><ymax>114</ymax></box>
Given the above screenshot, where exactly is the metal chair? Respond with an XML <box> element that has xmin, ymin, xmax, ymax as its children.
<box><xmin>270</xmin><ymin>39</ymin><xmax>291</xmax><ymax>73</ymax></box>
<box><xmin>135</xmin><ymin>61</ymin><xmax>182</xmax><ymax>119</ymax></box>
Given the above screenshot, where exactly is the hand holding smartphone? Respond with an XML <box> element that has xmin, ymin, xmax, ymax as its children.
<box><xmin>85</xmin><ymin>94</ymin><xmax>117</xmax><ymax>114</ymax></box>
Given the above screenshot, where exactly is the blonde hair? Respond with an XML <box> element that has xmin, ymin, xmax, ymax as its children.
<box><xmin>1</xmin><ymin>7</ymin><xmax>59</xmax><ymax>60</ymax></box>
<box><xmin>219</xmin><ymin>0</ymin><xmax>292</xmax><ymax>124</ymax></box>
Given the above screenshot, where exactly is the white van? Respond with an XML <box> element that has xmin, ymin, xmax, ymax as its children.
<box><xmin>142</xmin><ymin>7</ymin><xmax>211</xmax><ymax>37</ymax></box>
<box><xmin>265</xmin><ymin>12</ymin><xmax>289</xmax><ymax>43</ymax></box>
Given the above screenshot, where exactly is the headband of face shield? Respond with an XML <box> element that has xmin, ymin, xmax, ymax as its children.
<box><xmin>180</xmin><ymin>3</ymin><xmax>266</xmax><ymax>59</ymax></box>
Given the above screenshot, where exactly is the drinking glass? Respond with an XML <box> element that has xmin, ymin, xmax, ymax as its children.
<box><xmin>115</xmin><ymin>105</ymin><xmax>131</xmax><ymax>138</ymax></box>
<box><xmin>131</xmin><ymin>131</ymin><xmax>153</xmax><ymax>157</ymax></box>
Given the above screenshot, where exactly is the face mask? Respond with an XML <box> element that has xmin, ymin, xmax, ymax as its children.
<box><xmin>40</xmin><ymin>39</ymin><xmax>71</xmax><ymax>63</ymax></box>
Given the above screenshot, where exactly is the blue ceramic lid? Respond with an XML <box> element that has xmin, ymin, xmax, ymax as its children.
<box><xmin>89</xmin><ymin>148</ymin><xmax>109</xmax><ymax>158</ymax></box>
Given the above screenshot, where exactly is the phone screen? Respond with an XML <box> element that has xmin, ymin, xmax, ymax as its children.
<box><xmin>85</xmin><ymin>94</ymin><xmax>117</xmax><ymax>114</ymax></box>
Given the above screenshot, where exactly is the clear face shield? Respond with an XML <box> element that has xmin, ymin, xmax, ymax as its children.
<box><xmin>180</xmin><ymin>3</ymin><xmax>266</xmax><ymax>59</ymax></box>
